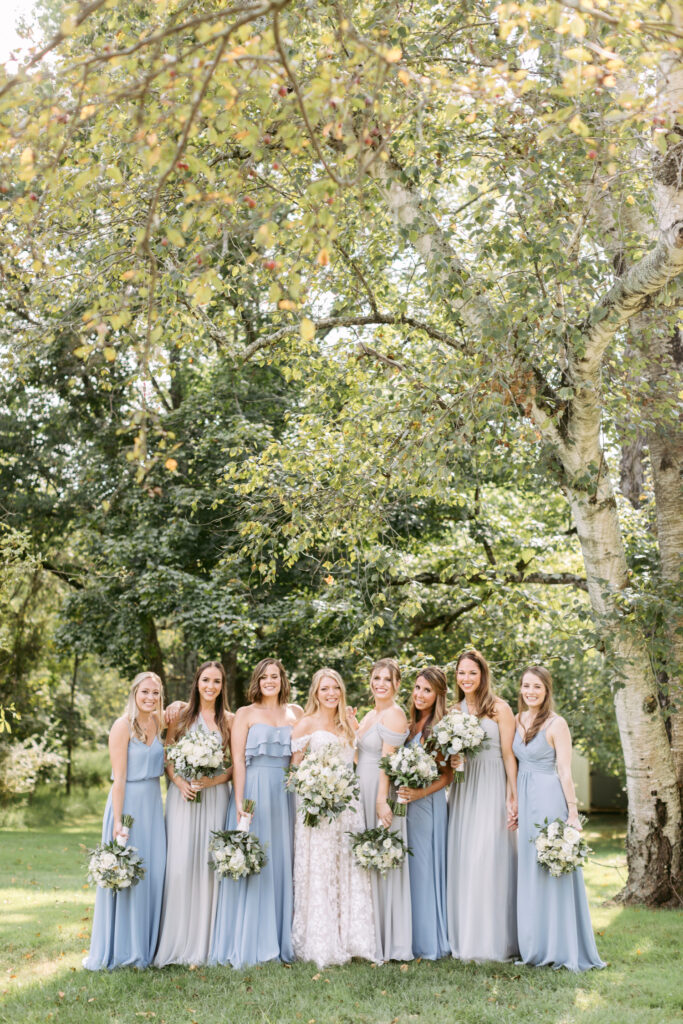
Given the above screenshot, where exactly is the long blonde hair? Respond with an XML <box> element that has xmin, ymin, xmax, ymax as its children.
<box><xmin>304</xmin><ymin>668</ymin><xmax>356</xmax><ymax>743</ymax></box>
<box><xmin>125</xmin><ymin>671</ymin><xmax>164</xmax><ymax>741</ymax></box>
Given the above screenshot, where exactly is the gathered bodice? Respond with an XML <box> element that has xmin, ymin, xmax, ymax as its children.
<box><xmin>125</xmin><ymin>735</ymin><xmax>165</xmax><ymax>781</ymax></box>
<box><xmin>459</xmin><ymin>700</ymin><xmax>502</xmax><ymax>762</ymax></box>
<box><xmin>245</xmin><ymin>721</ymin><xmax>292</xmax><ymax>767</ymax></box>
<box><xmin>357</xmin><ymin>717</ymin><xmax>409</xmax><ymax>769</ymax></box>
<box><xmin>513</xmin><ymin>725</ymin><xmax>558</xmax><ymax>775</ymax></box>
<box><xmin>292</xmin><ymin>729</ymin><xmax>355</xmax><ymax>764</ymax></box>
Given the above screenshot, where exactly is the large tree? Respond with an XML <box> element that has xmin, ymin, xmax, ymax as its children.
<box><xmin>1</xmin><ymin>0</ymin><xmax>681</xmax><ymax>902</ymax></box>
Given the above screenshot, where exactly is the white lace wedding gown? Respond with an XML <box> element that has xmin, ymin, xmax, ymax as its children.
<box><xmin>291</xmin><ymin>730</ymin><xmax>376</xmax><ymax>967</ymax></box>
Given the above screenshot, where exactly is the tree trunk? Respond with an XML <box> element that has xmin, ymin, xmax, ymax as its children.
<box><xmin>222</xmin><ymin>647</ymin><xmax>245</xmax><ymax>710</ymax></box>
<box><xmin>65</xmin><ymin>653</ymin><xmax>78</xmax><ymax>796</ymax></box>
<box><xmin>141</xmin><ymin>614</ymin><xmax>167</xmax><ymax>699</ymax></box>
<box><xmin>648</xmin><ymin>328</ymin><xmax>683</xmax><ymax>789</ymax></box>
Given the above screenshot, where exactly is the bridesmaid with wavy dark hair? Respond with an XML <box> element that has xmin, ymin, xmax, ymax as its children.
<box><xmin>398</xmin><ymin>667</ymin><xmax>452</xmax><ymax>960</ymax></box>
<box><xmin>210</xmin><ymin>657</ymin><xmax>302</xmax><ymax>968</ymax></box>
<box><xmin>446</xmin><ymin>649</ymin><xmax>518</xmax><ymax>962</ymax></box>
<box><xmin>154</xmin><ymin>661</ymin><xmax>233</xmax><ymax>966</ymax></box>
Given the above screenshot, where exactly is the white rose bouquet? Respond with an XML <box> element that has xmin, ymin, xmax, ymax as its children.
<box><xmin>286</xmin><ymin>743</ymin><xmax>360</xmax><ymax>827</ymax></box>
<box><xmin>165</xmin><ymin>730</ymin><xmax>227</xmax><ymax>804</ymax></box>
<box><xmin>208</xmin><ymin>829</ymin><xmax>267</xmax><ymax>880</ymax></box>
<box><xmin>347</xmin><ymin>825</ymin><xmax>411</xmax><ymax>875</ymax></box>
<box><xmin>87</xmin><ymin>819</ymin><xmax>145</xmax><ymax>892</ymax></box>
<box><xmin>379</xmin><ymin>745</ymin><xmax>438</xmax><ymax>816</ymax></box>
<box><xmin>425</xmin><ymin>709</ymin><xmax>486</xmax><ymax>782</ymax></box>
<box><xmin>534</xmin><ymin>817</ymin><xmax>591</xmax><ymax>876</ymax></box>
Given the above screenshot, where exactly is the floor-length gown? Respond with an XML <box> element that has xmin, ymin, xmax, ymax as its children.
<box><xmin>209</xmin><ymin>722</ymin><xmax>294</xmax><ymax>969</ymax></box>
<box><xmin>356</xmin><ymin>718</ymin><xmax>413</xmax><ymax>962</ymax></box>
<box><xmin>291</xmin><ymin>730</ymin><xmax>376</xmax><ymax>967</ymax></box>
<box><xmin>446</xmin><ymin>701</ymin><xmax>517</xmax><ymax>962</ymax></box>
<box><xmin>405</xmin><ymin>733</ymin><xmax>449</xmax><ymax>960</ymax></box>
<box><xmin>514</xmin><ymin>724</ymin><xmax>605</xmax><ymax>971</ymax></box>
<box><xmin>153</xmin><ymin>715</ymin><xmax>230</xmax><ymax>966</ymax></box>
<box><xmin>84</xmin><ymin>736</ymin><xmax>166</xmax><ymax>970</ymax></box>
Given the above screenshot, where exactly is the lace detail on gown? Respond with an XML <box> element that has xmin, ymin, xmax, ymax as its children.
<box><xmin>291</xmin><ymin>730</ymin><xmax>376</xmax><ymax>967</ymax></box>
<box><xmin>290</xmin><ymin>734</ymin><xmax>312</xmax><ymax>753</ymax></box>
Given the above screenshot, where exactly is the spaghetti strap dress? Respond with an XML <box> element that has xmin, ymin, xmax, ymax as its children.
<box><xmin>84</xmin><ymin>736</ymin><xmax>166</xmax><ymax>970</ymax></box>
<box><xmin>514</xmin><ymin>724</ymin><xmax>605</xmax><ymax>971</ymax></box>
<box><xmin>446</xmin><ymin>701</ymin><xmax>518</xmax><ymax>962</ymax></box>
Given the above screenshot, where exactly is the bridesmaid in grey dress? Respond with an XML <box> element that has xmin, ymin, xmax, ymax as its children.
<box><xmin>446</xmin><ymin>649</ymin><xmax>518</xmax><ymax>962</ymax></box>
<box><xmin>514</xmin><ymin>665</ymin><xmax>605</xmax><ymax>971</ymax></box>
<box><xmin>154</xmin><ymin>661</ymin><xmax>233</xmax><ymax>966</ymax></box>
<box><xmin>351</xmin><ymin>657</ymin><xmax>413</xmax><ymax>962</ymax></box>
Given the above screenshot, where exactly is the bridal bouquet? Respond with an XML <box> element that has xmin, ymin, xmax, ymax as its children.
<box><xmin>88</xmin><ymin>818</ymin><xmax>145</xmax><ymax>891</ymax></box>
<box><xmin>286</xmin><ymin>743</ymin><xmax>360</xmax><ymax>827</ymax></box>
<box><xmin>208</xmin><ymin>829</ymin><xmax>267</xmax><ymax>880</ymax></box>
<box><xmin>347</xmin><ymin>825</ymin><xmax>411</xmax><ymax>875</ymax></box>
<box><xmin>165</xmin><ymin>730</ymin><xmax>227</xmax><ymax>803</ymax></box>
<box><xmin>425</xmin><ymin>709</ymin><xmax>486</xmax><ymax>782</ymax></box>
<box><xmin>534</xmin><ymin>818</ymin><xmax>591</xmax><ymax>876</ymax></box>
<box><xmin>379</xmin><ymin>745</ymin><xmax>438</xmax><ymax>816</ymax></box>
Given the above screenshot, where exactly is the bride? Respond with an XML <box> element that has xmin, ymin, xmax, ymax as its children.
<box><xmin>290</xmin><ymin>668</ymin><xmax>376</xmax><ymax>967</ymax></box>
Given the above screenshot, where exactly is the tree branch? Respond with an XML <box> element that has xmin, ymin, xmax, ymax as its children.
<box><xmin>391</xmin><ymin>569</ymin><xmax>589</xmax><ymax>592</ymax></box>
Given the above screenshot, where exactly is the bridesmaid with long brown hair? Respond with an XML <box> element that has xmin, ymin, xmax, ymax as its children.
<box><xmin>154</xmin><ymin>661</ymin><xmax>233</xmax><ymax>966</ymax></box>
<box><xmin>446</xmin><ymin>649</ymin><xmax>518</xmax><ymax>962</ymax></box>
<box><xmin>398</xmin><ymin>667</ymin><xmax>452</xmax><ymax>960</ymax></box>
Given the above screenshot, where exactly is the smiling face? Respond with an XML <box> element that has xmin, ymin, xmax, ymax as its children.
<box><xmin>258</xmin><ymin>662</ymin><xmax>282</xmax><ymax>699</ymax></box>
<box><xmin>412</xmin><ymin>675</ymin><xmax>437</xmax><ymax>714</ymax></box>
<box><xmin>197</xmin><ymin>665</ymin><xmax>223</xmax><ymax>705</ymax></box>
<box><xmin>316</xmin><ymin>674</ymin><xmax>342</xmax><ymax>710</ymax></box>
<box><xmin>521</xmin><ymin>670</ymin><xmax>547</xmax><ymax>709</ymax></box>
<box><xmin>135</xmin><ymin>676</ymin><xmax>162</xmax><ymax>716</ymax></box>
<box><xmin>370</xmin><ymin>664</ymin><xmax>397</xmax><ymax>701</ymax></box>
<box><xmin>456</xmin><ymin>657</ymin><xmax>481</xmax><ymax>697</ymax></box>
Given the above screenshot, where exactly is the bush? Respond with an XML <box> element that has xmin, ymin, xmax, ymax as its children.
<box><xmin>0</xmin><ymin>736</ymin><xmax>66</xmax><ymax>799</ymax></box>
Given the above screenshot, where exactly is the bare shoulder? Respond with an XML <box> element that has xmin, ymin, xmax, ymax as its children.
<box><xmin>547</xmin><ymin>713</ymin><xmax>569</xmax><ymax>735</ymax></box>
<box><xmin>287</xmin><ymin>703</ymin><xmax>304</xmax><ymax>721</ymax></box>
<box><xmin>222</xmin><ymin>709</ymin><xmax>235</xmax><ymax>728</ymax></box>
<box><xmin>234</xmin><ymin>705</ymin><xmax>254</xmax><ymax>725</ymax></box>
<box><xmin>382</xmin><ymin>704</ymin><xmax>408</xmax><ymax>731</ymax></box>
<box><xmin>109</xmin><ymin>716</ymin><xmax>130</xmax><ymax>741</ymax></box>
<box><xmin>291</xmin><ymin>714</ymin><xmax>315</xmax><ymax>738</ymax></box>
<box><xmin>494</xmin><ymin>697</ymin><xmax>514</xmax><ymax>721</ymax></box>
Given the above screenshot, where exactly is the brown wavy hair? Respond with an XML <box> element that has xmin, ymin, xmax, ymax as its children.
<box><xmin>175</xmin><ymin>661</ymin><xmax>231</xmax><ymax>749</ymax></box>
<box><xmin>518</xmin><ymin>664</ymin><xmax>555</xmax><ymax>744</ymax></box>
<box><xmin>455</xmin><ymin>649</ymin><xmax>497</xmax><ymax>719</ymax></box>
<box><xmin>247</xmin><ymin>657</ymin><xmax>290</xmax><ymax>705</ymax></box>
<box><xmin>369</xmin><ymin>657</ymin><xmax>401</xmax><ymax>695</ymax></box>
<box><xmin>304</xmin><ymin>667</ymin><xmax>356</xmax><ymax>744</ymax></box>
<box><xmin>408</xmin><ymin>666</ymin><xmax>448</xmax><ymax>742</ymax></box>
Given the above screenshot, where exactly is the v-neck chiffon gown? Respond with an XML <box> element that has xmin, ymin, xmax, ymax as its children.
<box><xmin>153</xmin><ymin>715</ymin><xmax>230</xmax><ymax>966</ymax></box>
<box><xmin>84</xmin><ymin>736</ymin><xmax>166</xmax><ymax>970</ymax></box>
<box><xmin>514</xmin><ymin>724</ymin><xmax>605</xmax><ymax>971</ymax></box>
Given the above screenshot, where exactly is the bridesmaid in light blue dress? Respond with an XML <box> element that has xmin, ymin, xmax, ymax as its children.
<box><xmin>397</xmin><ymin>667</ymin><xmax>451</xmax><ymax>961</ymax></box>
<box><xmin>446</xmin><ymin>649</ymin><xmax>518</xmax><ymax>962</ymax></box>
<box><xmin>84</xmin><ymin>672</ymin><xmax>166</xmax><ymax>970</ymax></box>
<box><xmin>210</xmin><ymin>658</ymin><xmax>302</xmax><ymax>969</ymax></box>
<box><xmin>352</xmin><ymin>657</ymin><xmax>413</xmax><ymax>962</ymax></box>
<box><xmin>515</xmin><ymin>665</ymin><xmax>605</xmax><ymax>971</ymax></box>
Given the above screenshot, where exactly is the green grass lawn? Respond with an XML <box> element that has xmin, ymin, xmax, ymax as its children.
<box><xmin>0</xmin><ymin>784</ymin><xmax>680</xmax><ymax>1024</ymax></box>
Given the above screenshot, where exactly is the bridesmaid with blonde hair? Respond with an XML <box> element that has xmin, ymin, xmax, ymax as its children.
<box><xmin>446</xmin><ymin>649</ymin><xmax>518</xmax><ymax>962</ymax></box>
<box><xmin>514</xmin><ymin>665</ymin><xmax>605</xmax><ymax>971</ymax></box>
<box><xmin>351</xmin><ymin>657</ymin><xmax>412</xmax><ymax>962</ymax></box>
<box><xmin>154</xmin><ymin>661</ymin><xmax>233</xmax><ymax>966</ymax></box>
<box><xmin>290</xmin><ymin>668</ymin><xmax>375</xmax><ymax>967</ymax></box>
<box><xmin>84</xmin><ymin>672</ymin><xmax>166</xmax><ymax>970</ymax></box>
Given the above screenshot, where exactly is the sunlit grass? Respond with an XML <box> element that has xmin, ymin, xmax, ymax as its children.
<box><xmin>0</xmin><ymin>796</ymin><xmax>680</xmax><ymax>1024</ymax></box>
